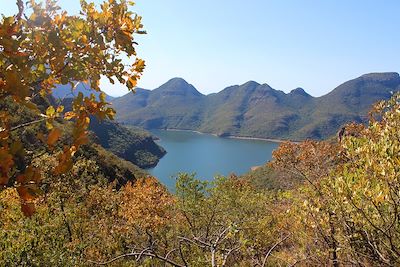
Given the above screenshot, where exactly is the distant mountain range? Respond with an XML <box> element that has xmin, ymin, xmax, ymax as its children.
<box><xmin>112</xmin><ymin>72</ymin><xmax>400</xmax><ymax>140</ymax></box>
<box><xmin>53</xmin><ymin>82</ymin><xmax>115</xmax><ymax>102</ymax></box>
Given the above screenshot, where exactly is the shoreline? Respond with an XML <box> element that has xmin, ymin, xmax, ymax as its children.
<box><xmin>161</xmin><ymin>128</ymin><xmax>207</xmax><ymax>135</ymax></box>
<box><xmin>155</xmin><ymin>128</ymin><xmax>294</xmax><ymax>144</ymax></box>
<box><xmin>223</xmin><ymin>135</ymin><xmax>289</xmax><ymax>143</ymax></box>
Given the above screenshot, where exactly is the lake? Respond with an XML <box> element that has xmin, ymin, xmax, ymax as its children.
<box><xmin>148</xmin><ymin>129</ymin><xmax>279</xmax><ymax>190</ymax></box>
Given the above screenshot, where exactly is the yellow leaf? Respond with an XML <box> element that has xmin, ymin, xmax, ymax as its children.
<box><xmin>99</xmin><ymin>92</ymin><xmax>106</xmax><ymax>102</ymax></box>
<box><xmin>135</xmin><ymin>58</ymin><xmax>145</xmax><ymax>72</ymax></box>
<box><xmin>46</xmin><ymin>120</ymin><xmax>53</xmax><ymax>130</ymax></box>
<box><xmin>127</xmin><ymin>76</ymin><xmax>137</xmax><ymax>89</ymax></box>
<box><xmin>56</xmin><ymin>105</ymin><xmax>64</xmax><ymax>113</ymax></box>
<box><xmin>46</xmin><ymin>106</ymin><xmax>55</xmax><ymax>117</ymax></box>
<box><xmin>64</xmin><ymin>111</ymin><xmax>75</xmax><ymax>120</ymax></box>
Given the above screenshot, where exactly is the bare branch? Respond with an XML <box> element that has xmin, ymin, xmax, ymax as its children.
<box><xmin>178</xmin><ymin>240</ymin><xmax>189</xmax><ymax>267</ymax></box>
<box><xmin>15</xmin><ymin>0</ymin><xmax>24</xmax><ymax>21</ymax></box>
<box><xmin>221</xmin><ymin>246</ymin><xmax>241</xmax><ymax>267</ymax></box>
<box><xmin>213</xmin><ymin>225</ymin><xmax>231</xmax><ymax>247</ymax></box>
<box><xmin>261</xmin><ymin>234</ymin><xmax>291</xmax><ymax>267</ymax></box>
<box><xmin>165</xmin><ymin>248</ymin><xmax>178</xmax><ymax>261</ymax></box>
<box><xmin>178</xmin><ymin>236</ymin><xmax>209</xmax><ymax>249</ymax></box>
<box><xmin>9</xmin><ymin>118</ymin><xmax>46</xmax><ymax>132</ymax></box>
<box><xmin>88</xmin><ymin>250</ymin><xmax>185</xmax><ymax>267</ymax></box>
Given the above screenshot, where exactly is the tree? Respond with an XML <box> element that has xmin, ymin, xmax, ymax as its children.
<box><xmin>270</xmin><ymin>140</ymin><xmax>344</xmax><ymax>266</ymax></box>
<box><xmin>0</xmin><ymin>0</ymin><xmax>145</xmax><ymax>215</ymax></box>
<box><xmin>329</xmin><ymin>94</ymin><xmax>400</xmax><ymax>265</ymax></box>
<box><xmin>270</xmin><ymin>94</ymin><xmax>400</xmax><ymax>266</ymax></box>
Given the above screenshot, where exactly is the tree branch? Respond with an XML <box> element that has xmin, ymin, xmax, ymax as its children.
<box><xmin>261</xmin><ymin>234</ymin><xmax>290</xmax><ymax>267</ymax></box>
<box><xmin>88</xmin><ymin>250</ymin><xmax>185</xmax><ymax>267</ymax></box>
<box><xmin>9</xmin><ymin>118</ymin><xmax>46</xmax><ymax>132</ymax></box>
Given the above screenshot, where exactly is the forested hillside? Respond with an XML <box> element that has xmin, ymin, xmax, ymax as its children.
<box><xmin>2</xmin><ymin>93</ymin><xmax>400</xmax><ymax>266</ymax></box>
<box><xmin>89</xmin><ymin>118</ymin><xmax>166</xmax><ymax>168</ymax></box>
<box><xmin>113</xmin><ymin>72</ymin><xmax>400</xmax><ymax>140</ymax></box>
<box><xmin>58</xmin><ymin>96</ymin><xmax>166</xmax><ymax>169</ymax></box>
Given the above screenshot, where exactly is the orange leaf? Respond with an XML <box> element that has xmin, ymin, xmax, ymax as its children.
<box><xmin>21</xmin><ymin>202</ymin><xmax>35</xmax><ymax>217</ymax></box>
<box><xmin>19</xmin><ymin>166</ymin><xmax>42</xmax><ymax>184</ymax></box>
<box><xmin>47</xmin><ymin>128</ymin><xmax>62</xmax><ymax>147</ymax></box>
<box><xmin>17</xmin><ymin>186</ymin><xmax>36</xmax><ymax>202</ymax></box>
<box><xmin>127</xmin><ymin>76</ymin><xmax>137</xmax><ymax>88</ymax></box>
<box><xmin>16</xmin><ymin>174</ymin><xmax>26</xmax><ymax>183</ymax></box>
<box><xmin>0</xmin><ymin>148</ymin><xmax>14</xmax><ymax>178</ymax></box>
<box><xmin>64</xmin><ymin>111</ymin><xmax>75</xmax><ymax>120</ymax></box>
<box><xmin>54</xmin><ymin>148</ymin><xmax>74</xmax><ymax>175</ymax></box>
<box><xmin>0</xmin><ymin>176</ymin><xmax>9</xmax><ymax>186</ymax></box>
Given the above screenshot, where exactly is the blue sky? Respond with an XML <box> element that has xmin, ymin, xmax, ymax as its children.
<box><xmin>2</xmin><ymin>0</ymin><xmax>400</xmax><ymax>96</ymax></box>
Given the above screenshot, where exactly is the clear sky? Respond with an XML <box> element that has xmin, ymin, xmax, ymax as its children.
<box><xmin>2</xmin><ymin>0</ymin><xmax>400</xmax><ymax>96</ymax></box>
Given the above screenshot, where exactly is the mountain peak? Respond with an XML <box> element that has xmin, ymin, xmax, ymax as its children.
<box><xmin>156</xmin><ymin>77</ymin><xmax>203</xmax><ymax>96</ymax></box>
<box><xmin>114</xmin><ymin>72</ymin><xmax>400</xmax><ymax>141</ymax></box>
<box><xmin>289</xmin><ymin>87</ymin><xmax>310</xmax><ymax>97</ymax></box>
<box><xmin>242</xmin><ymin>81</ymin><xmax>260</xmax><ymax>87</ymax></box>
<box><xmin>162</xmin><ymin>77</ymin><xmax>190</xmax><ymax>87</ymax></box>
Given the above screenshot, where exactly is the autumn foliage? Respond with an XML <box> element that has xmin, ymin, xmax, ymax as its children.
<box><xmin>0</xmin><ymin>0</ymin><xmax>145</xmax><ymax>215</ymax></box>
<box><xmin>269</xmin><ymin>94</ymin><xmax>400</xmax><ymax>266</ymax></box>
<box><xmin>1</xmin><ymin>1</ymin><xmax>400</xmax><ymax>266</ymax></box>
<box><xmin>1</xmin><ymin>90</ymin><xmax>400</xmax><ymax>265</ymax></box>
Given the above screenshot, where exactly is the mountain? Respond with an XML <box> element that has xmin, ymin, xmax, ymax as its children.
<box><xmin>112</xmin><ymin>73</ymin><xmax>400</xmax><ymax>140</ymax></box>
<box><xmin>199</xmin><ymin>81</ymin><xmax>313</xmax><ymax>138</ymax></box>
<box><xmin>115</xmin><ymin>78</ymin><xmax>206</xmax><ymax>129</ymax></box>
<box><xmin>296</xmin><ymin>72</ymin><xmax>400</xmax><ymax>139</ymax></box>
<box><xmin>57</xmin><ymin>97</ymin><xmax>166</xmax><ymax>169</ymax></box>
<box><xmin>1</xmin><ymin>95</ymin><xmax>147</xmax><ymax>188</ymax></box>
<box><xmin>89</xmin><ymin>118</ymin><xmax>166</xmax><ymax>168</ymax></box>
<box><xmin>53</xmin><ymin>83</ymin><xmax>114</xmax><ymax>101</ymax></box>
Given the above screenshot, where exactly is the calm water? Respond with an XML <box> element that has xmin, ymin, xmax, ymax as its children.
<box><xmin>148</xmin><ymin>130</ymin><xmax>279</xmax><ymax>190</ymax></box>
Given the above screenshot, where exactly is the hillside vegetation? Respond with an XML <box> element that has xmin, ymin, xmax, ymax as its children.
<box><xmin>113</xmin><ymin>72</ymin><xmax>400</xmax><ymax>140</ymax></box>
<box><xmin>0</xmin><ymin>96</ymin><xmax>147</xmax><ymax>186</ymax></box>
<box><xmin>55</xmin><ymin>94</ymin><xmax>166</xmax><ymax>169</ymax></box>
<box><xmin>89</xmin><ymin>118</ymin><xmax>166</xmax><ymax>168</ymax></box>
<box><xmin>2</xmin><ymin>94</ymin><xmax>400</xmax><ymax>266</ymax></box>
<box><xmin>2</xmin><ymin>1</ymin><xmax>400</xmax><ymax>266</ymax></box>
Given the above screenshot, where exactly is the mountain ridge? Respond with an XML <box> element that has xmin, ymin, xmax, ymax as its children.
<box><xmin>112</xmin><ymin>72</ymin><xmax>400</xmax><ymax>140</ymax></box>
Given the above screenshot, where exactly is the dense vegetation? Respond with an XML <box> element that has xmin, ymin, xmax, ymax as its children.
<box><xmin>89</xmin><ymin>118</ymin><xmax>166</xmax><ymax>168</ymax></box>
<box><xmin>0</xmin><ymin>0</ymin><xmax>145</xmax><ymax>214</ymax></box>
<box><xmin>2</xmin><ymin>1</ymin><xmax>400</xmax><ymax>266</ymax></box>
<box><xmin>113</xmin><ymin>73</ymin><xmax>400</xmax><ymax>140</ymax></box>
<box><xmin>57</xmin><ymin>94</ymin><xmax>166</xmax><ymax>169</ymax></box>
<box><xmin>1</xmin><ymin>93</ymin><xmax>400</xmax><ymax>266</ymax></box>
<box><xmin>0</xmin><ymin>92</ymin><xmax>146</xmax><ymax>185</ymax></box>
